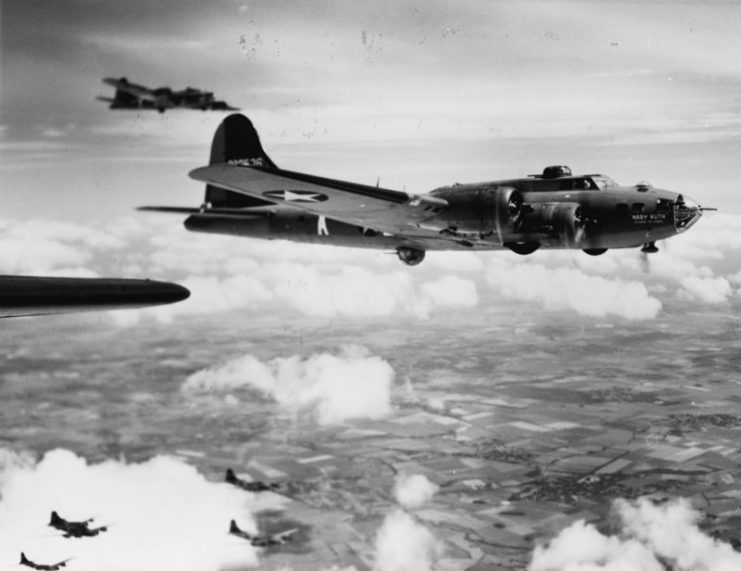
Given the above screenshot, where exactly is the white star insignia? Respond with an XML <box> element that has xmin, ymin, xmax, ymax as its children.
<box><xmin>265</xmin><ymin>190</ymin><xmax>326</xmax><ymax>202</ymax></box>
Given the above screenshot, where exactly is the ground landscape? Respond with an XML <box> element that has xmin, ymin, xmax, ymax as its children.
<box><xmin>2</xmin><ymin>292</ymin><xmax>741</xmax><ymax>570</ymax></box>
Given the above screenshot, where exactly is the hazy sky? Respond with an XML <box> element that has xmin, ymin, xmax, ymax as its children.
<box><xmin>2</xmin><ymin>0</ymin><xmax>740</xmax><ymax>220</ymax></box>
<box><xmin>2</xmin><ymin>4</ymin><xmax>741</xmax><ymax>569</ymax></box>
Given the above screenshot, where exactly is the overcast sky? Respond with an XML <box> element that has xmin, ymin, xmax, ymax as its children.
<box><xmin>2</xmin><ymin>4</ymin><xmax>741</xmax><ymax>570</ymax></box>
<box><xmin>2</xmin><ymin>0</ymin><xmax>740</xmax><ymax>220</ymax></box>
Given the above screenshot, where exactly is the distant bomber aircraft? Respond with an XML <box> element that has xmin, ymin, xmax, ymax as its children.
<box><xmin>19</xmin><ymin>553</ymin><xmax>72</xmax><ymax>571</ymax></box>
<box><xmin>98</xmin><ymin>77</ymin><xmax>239</xmax><ymax>113</ymax></box>
<box><xmin>229</xmin><ymin>520</ymin><xmax>298</xmax><ymax>547</ymax></box>
<box><xmin>141</xmin><ymin>114</ymin><xmax>708</xmax><ymax>265</ymax></box>
<box><xmin>225</xmin><ymin>468</ymin><xmax>280</xmax><ymax>492</ymax></box>
<box><xmin>49</xmin><ymin>511</ymin><xmax>107</xmax><ymax>538</ymax></box>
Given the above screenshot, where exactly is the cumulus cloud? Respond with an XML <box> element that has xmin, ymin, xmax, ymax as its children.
<box><xmin>373</xmin><ymin>510</ymin><xmax>443</xmax><ymax>571</ymax></box>
<box><xmin>486</xmin><ymin>261</ymin><xmax>663</xmax><ymax>320</ymax></box>
<box><xmin>0</xmin><ymin>218</ymin><xmax>126</xmax><ymax>276</ymax></box>
<box><xmin>149</xmin><ymin>265</ymin><xmax>478</xmax><ymax>322</ymax></box>
<box><xmin>678</xmin><ymin>276</ymin><xmax>733</xmax><ymax>304</ymax></box>
<box><xmin>529</xmin><ymin>497</ymin><xmax>741</xmax><ymax>571</ymax></box>
<box><xmin>374</xmin><ymin>473</ymin><xmax>443</xmax><ymax>571</ymax></box>
<box><xmin>0</xmin><ymin>448</ymin><xmax>259</xmax><ymax>571</ymax></box>
<box><xmin>394</xmin><ymin>474</ymin><xmax>439</xmax><ymax>510</ymax></box>
<box><xmin>6</xmin><ymin>210</ymin><xmax>741</xmax><ymax>325</ymax></box>
<box><xmin>182</xmin><ymin>346</ymin><xmax>394</xmax><ymax>425</ymax></box>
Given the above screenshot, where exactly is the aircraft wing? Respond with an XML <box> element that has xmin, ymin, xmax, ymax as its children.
<box><xmin>102</xmin><ymin>77</ymin><xmax>155</xmax><ymax>99</ymax></box>
<box><xmin>274</xmin><ymin>528</ymin><xmax>298</xmax><ymax>543</ymax></box>
<box><xmin>0</xmin><ymin>276</ymin><xmax>189</xmax><ymax>318</ymax></box>
<box><xmin>189</xmin><ymin>164</ymin><xmax>448</xmax><ymax>236</ymax></box>
<box><xmin>211</xmin><ymin>101</ymin><xmax>240</xmax><ymax>111</ymax></box>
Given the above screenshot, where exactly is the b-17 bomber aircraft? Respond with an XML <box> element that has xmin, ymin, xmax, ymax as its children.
<box><xmin>225</xmin><ymin>468</ymin><xmax>280</xmax><ymax>492</ymax></box>
<box><xmin>98</xmin><ymin>77</ymin><xmax>239</xmax><ymax>113</ymax></box>
<box><xmin>19</xmin><ymin>553</ymin><xmax>71</xmax><ymax>571</ymax></box>
<box><xmin>141</xmin><ymin>114</ymin><xmax>708</xmax><ymax>265</ymax></box>
<box><xmin>49</xmin><ymin>511</ymin><xmax>107</xmax><ymax>539</ymax></box>
<box><xmin>229</xmin><ymin>520</ymin><xmax>298</xmax><ymax>547</ymax></box>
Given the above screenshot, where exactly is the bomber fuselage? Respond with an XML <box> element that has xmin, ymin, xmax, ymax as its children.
<box><xmin>183</xmin><ymin>167</ymin><xmax>702</xmax><ymax>257</ymax></box>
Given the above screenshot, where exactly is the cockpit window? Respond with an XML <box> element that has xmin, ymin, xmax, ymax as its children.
<box><xmin>560</xmin><ymin>178</ymin><xmax>596</xmax><ymax>190</ymax></box>
<box><xmin>591</xmin><ymin>175</ymin><xmax>618</xmax><ymax>190</ymax></box>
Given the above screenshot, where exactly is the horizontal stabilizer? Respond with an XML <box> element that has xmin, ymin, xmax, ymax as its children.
<box><xmin>138</xmin><ymin>205</ymin><xmax>275</xmax><ymax>218</ymax></box>
<box><xmin>138</xmin><ymin>206</ymin><xmax>203</xmax><ymax>214</ymax></box>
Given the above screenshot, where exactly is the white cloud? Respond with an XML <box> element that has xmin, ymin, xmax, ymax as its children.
<box><xmin>0</xmin><ymin>219</ymin><xmax>126</xmax><ymax>275</ymax></box>
<box><xmin>419</xmin><ymin>275</ymin><xmax>478</xmax><ymax>314</ymax></box>
<box><xmin>131</xmin><ymin>260</ymin><xmax>479</xmax><ymax>323</ymax></box>
<box><xmin>394</xmin><ymin>474</ymin><xmax>439</xmax><ymax>511</ymax></box>
<box><xmin>529</xmin><ymin>519</ymin><xmax>664</xmax><ymax>571</ymax></box>
<box><xmin>0</xmin><ymin>449</ymin><xmax>259</xmax><ymax>571</ymax></box>
<box><xmin>374</xmin><ymin>474</ymin><xmax>442</xmax><ymax>571</ymax></box>
<box><xmin>678</xmin><ymin>276</ymin><xmax>732</xmax><ymax>304</ymax></box>
<box><xmin>486</xmin><ymin>260</ymin><xmax>663</xmax><ymax>321</ymax></box>
<box><xmin>260</xmin><ymin>264</ymin><xmax>478</xmax><ymax>320</ymax></box>
<box><xmin>6</xmin><ymin>210</ymin><xmax>741</xmax><ymax>325</ymax></box>
<box><xmin>373</xmin><ymin>510</ymin><xmax>443</xmax><ymax>571</ymax></box>
<box><xmin>529</xmin><ymin>497</ymin><xmax>741</xmax><ymax>571</ymax></box>
<box><xmin>182</xmin><ymin>346</ymin><xmax>394</xmax><ymax>425</ymax></box>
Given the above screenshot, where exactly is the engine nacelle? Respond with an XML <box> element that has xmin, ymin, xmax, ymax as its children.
<box><xmin>517</xmin><ymin>201</ymin><xmax>586</xmax><ymax>247</ymax></box>
<box><xmin>431</xmin><ymin>186</ymin><xmax>590</xmax><ymax>248</ymax></box>
<box><xmin>492</xmin><ymin>186</ymin><xmax>526</xmax><ymax>239</ymax></box>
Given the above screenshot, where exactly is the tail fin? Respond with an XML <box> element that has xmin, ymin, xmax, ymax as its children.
<box><xmin>50</xmin><ymin>511</ymin><xmax>62</xmax><ymax>526</ymax></box>
<box><xmin>204</xmin><ymin>114</ymin><xmax>277</xmax><ymax>209</ymax></box>
<box><xmin>209</xmin><ymin>114</ymin><xmax>277</xmax><ymax>168</ymax></box>
<box><xmin>229</xmin><ymin>520</ymin><xmax>241</xmax><ymax>534</ymax></box>
<box><xmin>20</xmin><ymin>552</ymin><xmax>30</xmax><ymax>565</ymax></box>
<box><xmin>116</xmin><ymin>88</ymin><xmax>137</xmax><ymax>102</ymax></box>
<box><xmin>225</xmin><ymin>468</ymin><xmax>237</xmax><ymax>483</ymax></box>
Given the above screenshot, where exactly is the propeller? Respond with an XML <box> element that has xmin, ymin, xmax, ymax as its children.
<box><xmin>507</xmin><ymin>192</ymin><xmax>523</xmax><ymax>217</ymax></box>
<box><xmin>573</xmin><ymin>206</ymin><xmax>587</xmax><ymax>244</ymax></box>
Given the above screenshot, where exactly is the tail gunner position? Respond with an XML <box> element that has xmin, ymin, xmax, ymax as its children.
<box><xmin>141</xmin><ymin>114</ymin><xmax>708</xmax><ymax>265</ymax></box>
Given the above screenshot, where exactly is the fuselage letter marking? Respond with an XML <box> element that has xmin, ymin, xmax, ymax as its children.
<box><xmin>318</xmin><ymin>215</ymin><xmax>329</xmax><ymax>236</ymax></box>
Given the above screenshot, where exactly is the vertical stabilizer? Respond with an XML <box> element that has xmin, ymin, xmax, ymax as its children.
<box><xmin>209</xmin><ymin>114</ymin><xmax>277</xmax><ymax>168</ymax></box>
<box><xmin>205</xmin><ymin>114</ymin><xmax>276</xmax><ymax>208</ymax></box>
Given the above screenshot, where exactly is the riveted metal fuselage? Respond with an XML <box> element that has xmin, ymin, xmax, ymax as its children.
<box><xmin>184</xmin><ymin>172</ymin><xmax>701</xmax><ymax>253</ymax></box>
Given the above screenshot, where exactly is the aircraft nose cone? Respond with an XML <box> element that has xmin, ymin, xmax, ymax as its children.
<box><xmin>675</xmin><ymin>194</ymin><xmax>702</xmax><ymax>232</ymax></box>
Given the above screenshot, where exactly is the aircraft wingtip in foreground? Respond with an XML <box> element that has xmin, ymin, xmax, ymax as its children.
<box><xmin>141</xmin><ymin>113</ymin><xmax>709</xmax><ymax>265</ymax></box>
<box><xmin>98</xmin><ymin>77</ymin><xmax>239</xmax><ymax>113</ymax></box>
<box><xmin>0</xmin><ymin>276</ymin><xmax>189</xmax><ymax>319</ymax></box>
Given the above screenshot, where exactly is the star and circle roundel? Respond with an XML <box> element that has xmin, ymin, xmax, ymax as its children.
<box><xmin>262</xmin><ymin>190</ymin><xmax>329</xmax><ymax>203</ymax></box>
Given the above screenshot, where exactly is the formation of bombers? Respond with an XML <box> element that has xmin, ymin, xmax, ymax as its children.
<box><xmin>7</xmin><ymin>80</ymin><xmax>709</xmax><ymax>319</ymax></box>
